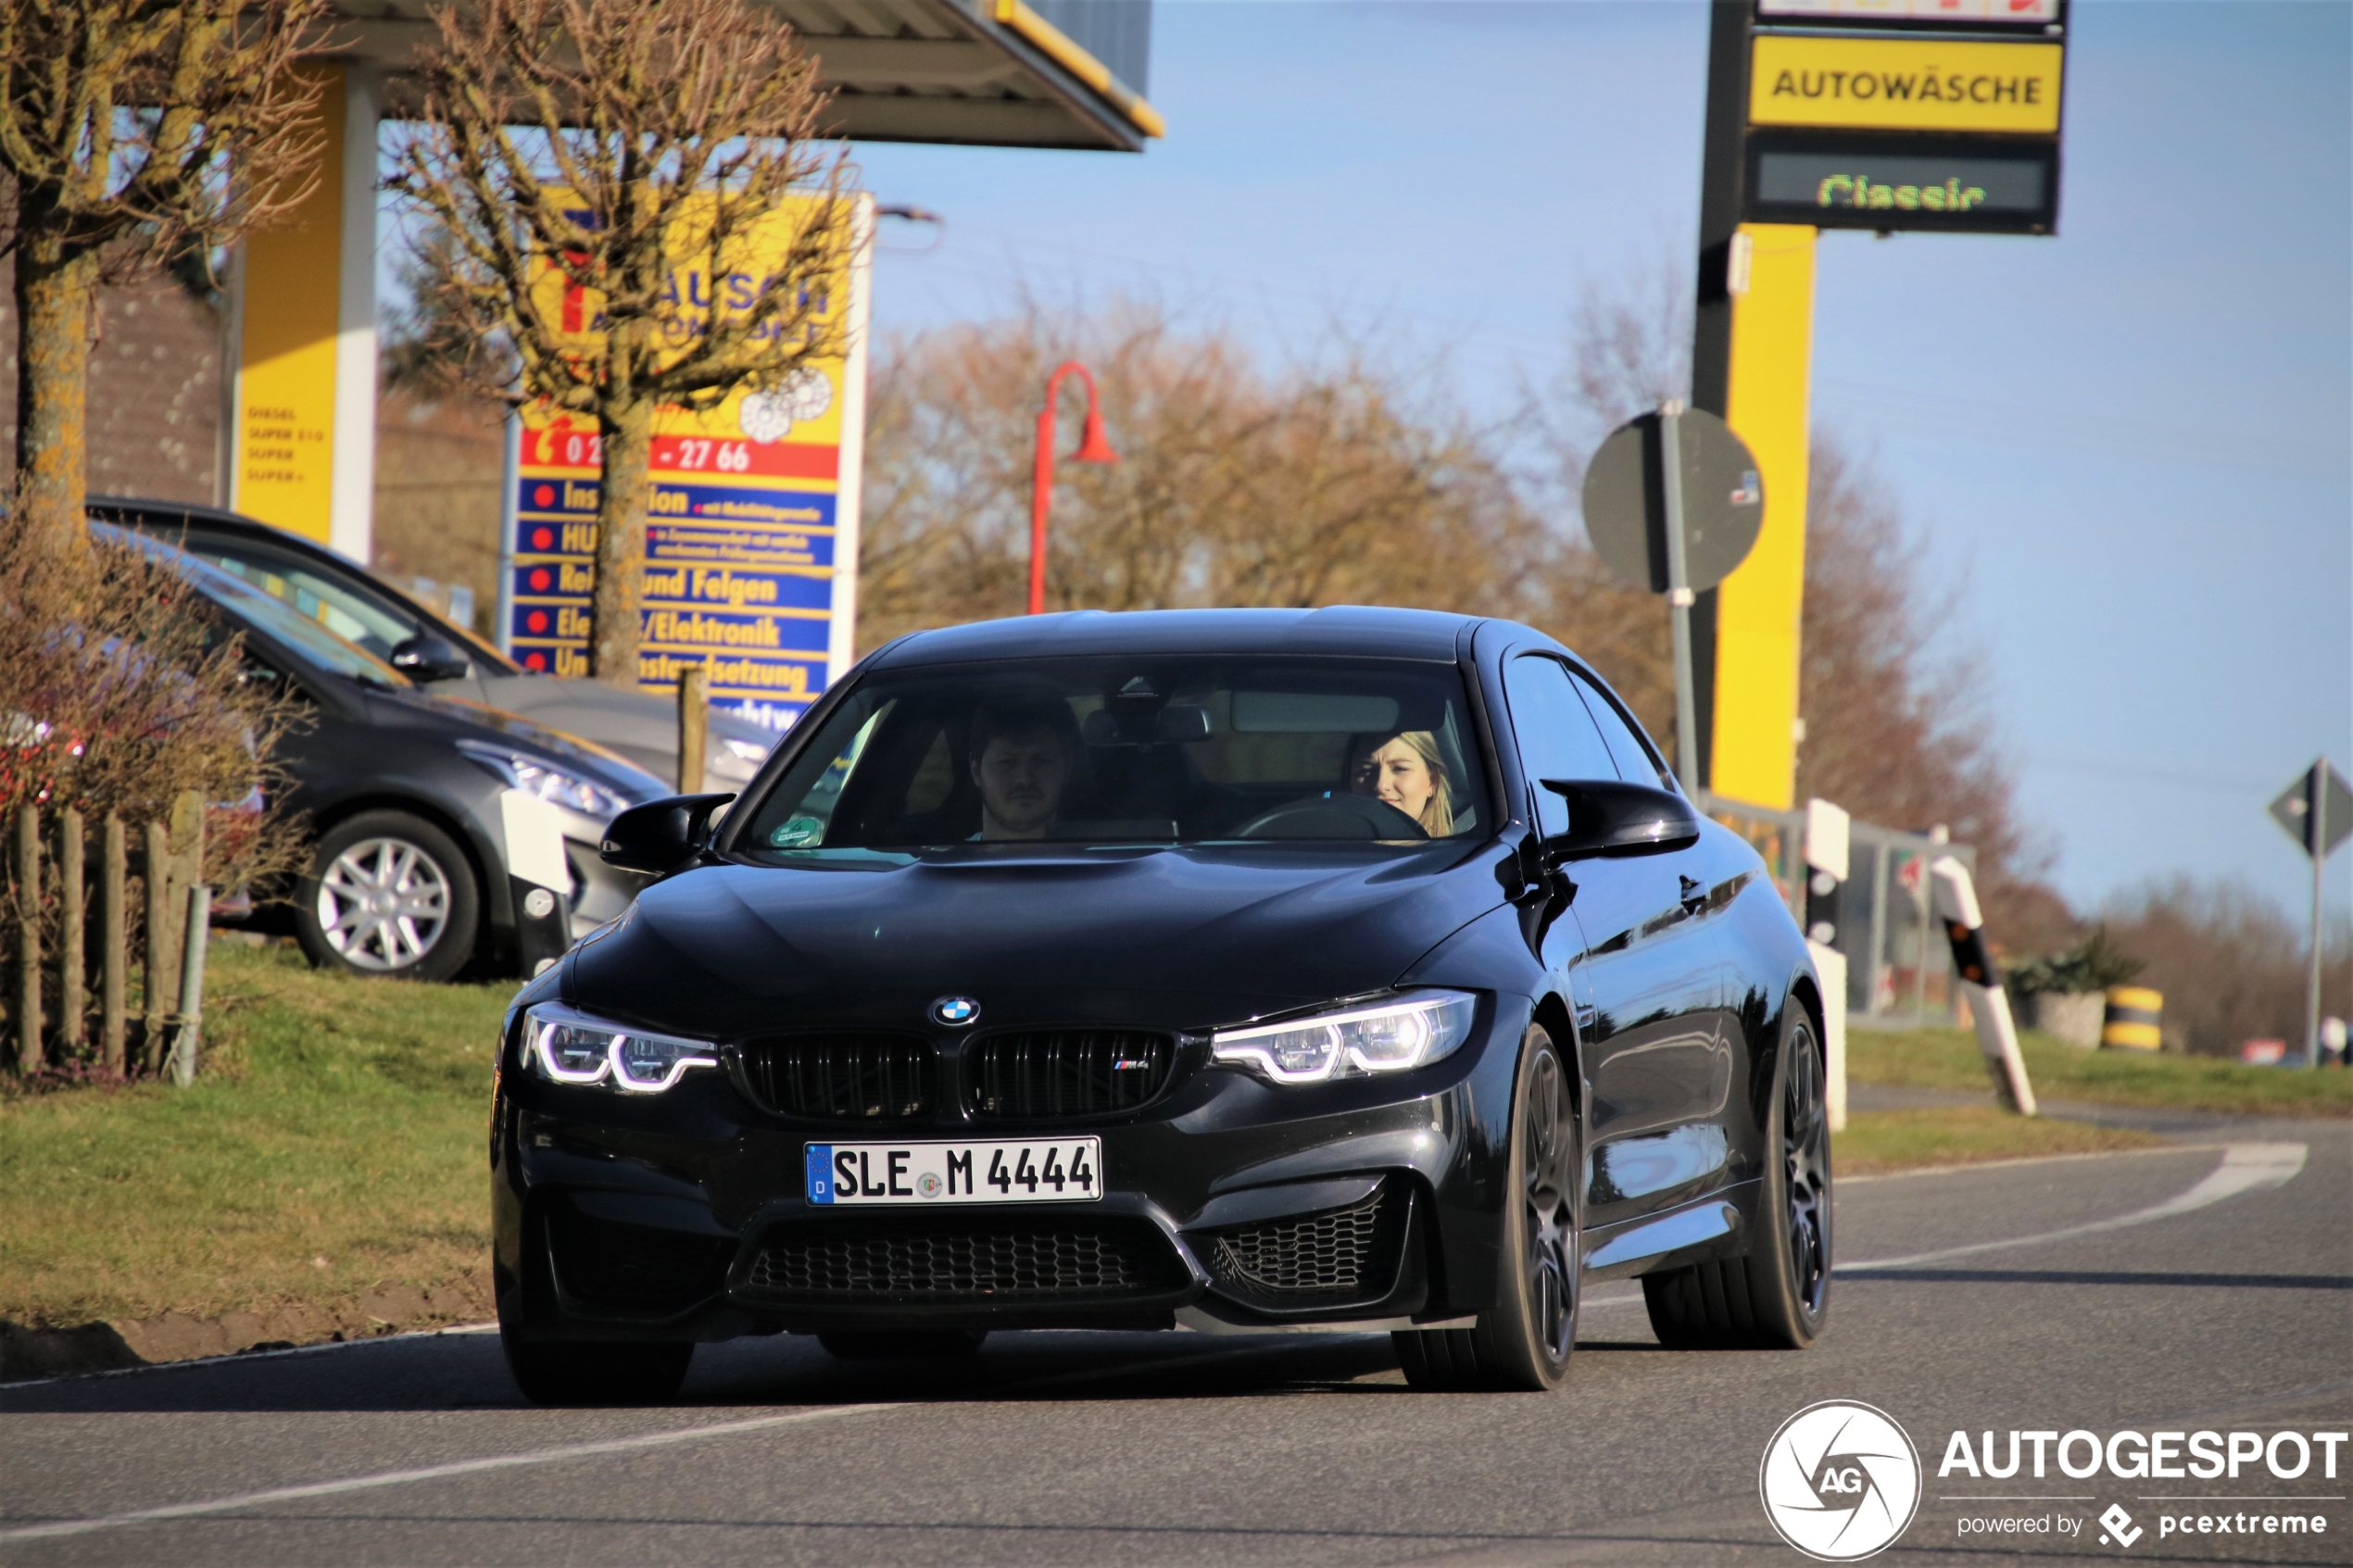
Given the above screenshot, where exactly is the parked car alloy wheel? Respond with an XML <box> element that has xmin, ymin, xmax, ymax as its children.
<box><xmin>296</xmin><ymin>811</ymin><xmax>480</xmax><ymax>982</ymax></box>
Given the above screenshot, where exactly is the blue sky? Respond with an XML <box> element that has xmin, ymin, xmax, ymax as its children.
<box><xmin>843</xmin><ymin>1</ymin><xmax>2352</xmax><ymax>922</ymax></box>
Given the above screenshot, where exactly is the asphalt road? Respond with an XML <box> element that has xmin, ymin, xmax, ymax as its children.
<box><xmin>6</xmin><ymin>1119</ymin><xmax>2348</xmax><ymax>1568</ymax></box>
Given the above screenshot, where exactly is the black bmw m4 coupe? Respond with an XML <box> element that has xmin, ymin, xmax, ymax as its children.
<box><xmin>490</xmin><ymin>607</ymin><xmax>1831</xmax><ymax>1401</ymax></box>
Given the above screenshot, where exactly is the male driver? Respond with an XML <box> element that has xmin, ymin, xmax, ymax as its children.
<box><xmin>970</xmin><ymin>699</ymin><xmax>1075</xmax><ymax>840</ymax></box>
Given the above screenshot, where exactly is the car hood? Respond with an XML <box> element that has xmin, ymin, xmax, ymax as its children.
<box><xmin>569</xmin><ymin>841</ymin><xmax>1513</xmax><ymax>1040</ymax></box>
<box><xmin>474</xmin><ymin>672</ymin><xmax>775</xmax><ymax>784</ymax></box>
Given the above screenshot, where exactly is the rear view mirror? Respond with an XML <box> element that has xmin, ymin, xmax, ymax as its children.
<box><xmin>1082</xmin><ymin>705</ymin><xmax>1211</xmax><ymax>746</ymax></box>
<box><xmin>1539</xmin><ymin>779</ymin><xmax>1702</xmax><ymax>859</ymax></box>
<box><xmin>599</xmin><ymin>793</ymin><xmax>736</xmax><ymax>874</ymax></box>
<box><xmin>389</xmin><ymin>634</ymin><xmax>471</xmax><ymax>683</ymax></box>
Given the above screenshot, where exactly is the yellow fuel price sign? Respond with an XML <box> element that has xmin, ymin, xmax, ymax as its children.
<box><xmin>1750</xmin><ymin>35</ymin><xmax>2064</xmax><ymax>134</ymax></box>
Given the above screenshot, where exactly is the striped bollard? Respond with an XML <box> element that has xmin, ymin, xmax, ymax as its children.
<box><xmin>2101</xmin><ymin>985</ymin><xmax>2163</xmax><ymax>1051</ymax></box>
<box><xmin>1928</xmin><ymin>855</ymin><xmax>2038</xmax><ymax>1117</ymax></box>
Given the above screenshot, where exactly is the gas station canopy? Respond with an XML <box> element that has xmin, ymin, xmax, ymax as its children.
<box><xmin>324</xmin><ymin>0</ymin><xmax>1162</xmax><ymax>152</ymax></box>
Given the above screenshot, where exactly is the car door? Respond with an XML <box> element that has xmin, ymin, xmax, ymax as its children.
<box><xmin>1500</xmin><ymin>652</ymin><xmax>1730</xmax><ymax>1230</ymax></box>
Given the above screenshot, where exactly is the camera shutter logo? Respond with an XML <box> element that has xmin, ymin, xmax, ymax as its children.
<box><xmin>1759</xmin><ymin>1400</ymin><xmax>1923</xmax><ymax>1561</ymax></box>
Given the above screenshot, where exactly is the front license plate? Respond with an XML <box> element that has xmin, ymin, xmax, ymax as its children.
<box><xmin>806</xmin><ymin>1138</ymin><xmax>1103</xmax><ymax>1206</ymax></box>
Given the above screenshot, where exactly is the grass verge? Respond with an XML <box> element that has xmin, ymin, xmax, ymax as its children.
<box><xmin>0</xmin><ymin>941</ymin><xmax>510</xmax><ymax>1334</ymax></box>
<box><xmin>1833</xmin><ymin>1107</ymin><xmax>2167</xmax><ymax>1177</ymax></box>
<box><xmin>1847</xmin><ymin>1026</ymin><xmax>2353</xmax><ymax>1118</ymax></box>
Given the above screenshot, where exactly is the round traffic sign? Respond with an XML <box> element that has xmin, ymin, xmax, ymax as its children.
<box><xmin>1581</xmin><ymin>408</ymin><xmax>1766</xmax><ymax>595</ymax></box>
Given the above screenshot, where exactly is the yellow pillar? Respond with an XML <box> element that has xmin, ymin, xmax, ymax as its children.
<box><xmin>230</xmin><ymin>63</ymin><xmax>378</xmax><ymax>558</ymax></box>
<box><xmin>1711</xmin><ymin>221</ymin><xmax>1817</xmax><ymax>811</ymax></box>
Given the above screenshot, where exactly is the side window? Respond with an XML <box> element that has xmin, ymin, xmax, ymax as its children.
<box><xmin>1503</xmin><ymin>654</ymin><xmax>1618</xmax><ymax>837</ymax></box>
<box><xmin>195</xmin><ymin>547</ymin><xmax>420</xmax><ymax>663</ymax></box>
<box><xmin>1571</xmin><ymin>671</ymin><xmax>1672</xmax><ymax>790</ymax></box>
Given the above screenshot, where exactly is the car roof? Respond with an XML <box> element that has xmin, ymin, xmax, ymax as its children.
<box><xmin>872</xmin><ymin>607</ymin><xmax>1482</xmax><ymax>668</ymax></box>
<box><xmin>93</xmin><ymin>495</ymin><xmax>343</xmax><ymax>550</ymax></box>
<box><xmin>89</xmin><ymin>495</ymin><xmax>521</xmax><ymax>673</ymax></box>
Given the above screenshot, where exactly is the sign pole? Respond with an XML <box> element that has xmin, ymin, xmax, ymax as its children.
<box><xmin>2309</xmin><ymin>764</ymin><xmax>2328</xmax><ymax>1070</ymax></box>
<box><xmin>1659</xmin><ymin>400</ymin><xmax>1701</xmax><ymax>797</ymax></box>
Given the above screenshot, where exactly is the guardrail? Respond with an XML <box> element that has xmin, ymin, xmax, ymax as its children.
<box><xmin>4</xmin><ymin>790</ymin><xmax>212</xmax><ymax>1084</ymax></box>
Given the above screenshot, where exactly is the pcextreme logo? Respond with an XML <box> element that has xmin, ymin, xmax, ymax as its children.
<box><xmin>1760</xmin><ymin>1401</ymin><xmax>1924</xmax><ymax>1561</ymax></box>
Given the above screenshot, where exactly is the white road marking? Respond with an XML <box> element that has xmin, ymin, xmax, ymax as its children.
<box><xmin>6</xmin><ymin>1143</ymin><xmax>2310</xmax><ymax>1542</ymax></box>
<box><xmin>1839</xmin><ymin>1142</ymin><xmax>2308</xmax><ymax>1273</ymax></box>
<box><xmin>0</xmin><ymin>1404</ymin><xmax>901</xmax><ymax>1543</ymax></box>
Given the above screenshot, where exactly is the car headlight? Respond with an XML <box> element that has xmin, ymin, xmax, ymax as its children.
<box><xmin>1211</xmin><ymin>991</ymin><xmax>1478</xmax><ymax>1085</ymax></box>
<box><xmin>459</xmin><ymin>741</ymin><xmax>635</xmax><ymax>818</ymax></box>
<box><xmin>524</xmin><ymin>1004</ymin><xmax>719</xmax><ymax>1093</ymax></box>
<box><xmin>722</xmin><ymin>736</ymin><xmax>771</xmax><ymax>764</ymax></box>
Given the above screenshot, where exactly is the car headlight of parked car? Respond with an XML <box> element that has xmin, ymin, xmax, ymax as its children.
<box><xmin>1211</xmin><ymin>990</ymin><xmax>1478</xmax><ymax>1085</ymax></box>
<box><xmin>458</xmin><ymin>741</ymin><xmax>635</xmax><ymax>819</ymax></box>
<box><xmin>524</xmin><ymin>1003</ymin><xmax>719</xmax><ymax>1093</ymax></box>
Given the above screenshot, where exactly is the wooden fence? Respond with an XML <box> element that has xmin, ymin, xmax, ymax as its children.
<box><xmin>3</xmin><ymin>790</ymin><xmax>213</xmax><ymax>1084</ymax></box>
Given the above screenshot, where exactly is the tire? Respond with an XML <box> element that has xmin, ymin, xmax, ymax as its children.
<box><xmin>1642</xmin><ymin>1001</ymin><xmax>1831</xmax><ymax>1350</ymax></box>
<box><xmin>818</xmin><ymin>1331</ymin><xmax>988</xmax><ymax>1360</ymax></box>
<box><xmin>1394</xmin><ymin>1023</ymin><xmax>1579</xmax><ymax>1392</ymax></box>
<box><xmin>500</xmin><ymin>1324</ymin><xmax>695</xmax><ymax>1407</ymax></box>
<box><xmin>294</xmin><ymin>810</ymin><xmax>480</xmax><ymax>982</ymax></box>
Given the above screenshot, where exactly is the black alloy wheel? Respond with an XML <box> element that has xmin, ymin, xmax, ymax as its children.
<box><xmin>1642</xmin><ymin>1002</ymin><xmax>1831</xmax><ymax>1349</ymax></box>
<box><xmin>1394</xmin><ymin>1023</ymin><xmax>1579</xmax><ymax>1391</ymax></box>
<box><xmin>1780</xmin><ymin>1011</ymin><xmax>1831</xmax><ymax>1321</ymax></box>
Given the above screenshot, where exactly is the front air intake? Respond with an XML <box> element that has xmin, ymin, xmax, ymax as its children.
<box><xmin>744</xmin><ymin>1213</ymin><xmax>1189</xmax><ymax>1305</ymax></box>
<box><xmin>1197</xmin><ymin>1183</ymin><xmax>1409</xmax><ymax>1309</ymax></box>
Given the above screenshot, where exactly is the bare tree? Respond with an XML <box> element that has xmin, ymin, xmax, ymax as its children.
<box><xmin>0</xmin><ymin>0</ymin><xmax>323</xmax><ymax>550</ymax></box>
<box><xmin>857</xmin><ymin>300</ymin><xmax>1559</xmax><ymax>651</ymax></box>
<box><xmin>1534</xmin><ymin>263</ymin><xmax>2073</xmax><ymax>943</ymax></box>
<box><xmin>1793</xmin><ymin>436</ymin><xmax>2072</xmax><ymax>951</ymax></box>
<box><xmin>391</xmin><ymin>0</ymin><xmax>856</xmax><ymax>686</ymax></box>
<box><xmin>2099</xmin><ymin>874</ymin><xmax>2350</xmax><ymax>1056</ymax></box>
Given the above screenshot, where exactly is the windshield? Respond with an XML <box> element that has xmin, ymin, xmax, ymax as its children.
<box><xmin>190</xmin><ymin>560</ymin><xmax>414</xmax><ymax>689</ymax></box>
<box><xmin>192</xmin><ymin>543</ymin><xmax>519</xmax><ymax>673</ymax></box>
<box><xmin>739</xmin><ymin>657</ymin><xmax>1491</xmax><ymax>856</ymax></box>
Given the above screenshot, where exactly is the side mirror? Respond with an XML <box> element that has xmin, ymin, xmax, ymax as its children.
<box><xmin>598</xmin><ymin>792</ymin><xmax>736</xmax><ymax>874</ymax></box>
<box><xmin>1540</xmin><ymin>779</ymin><xmax>1703</xmax><ymax>859</ymax></box>
<box><xmin>389</xmin><ymin>634</ymin><xmax>471</xmax><ymax>683</ymax></box>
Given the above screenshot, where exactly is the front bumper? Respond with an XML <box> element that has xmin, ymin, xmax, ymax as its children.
<box><xmin>491</xmin><ymin>996</ymin><xmax>1530</xmax><ymax>1343</ymax></box>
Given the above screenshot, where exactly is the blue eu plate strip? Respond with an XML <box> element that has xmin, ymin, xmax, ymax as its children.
<box><xmin>806</xmin><ymin>1144</ymin><xmax>834</xmax><ymax>1204</ymax></box>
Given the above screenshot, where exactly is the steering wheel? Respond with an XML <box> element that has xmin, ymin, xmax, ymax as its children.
<box><xmin>1230</xmin><ymin>792</ymin><xmax>1428</xmax><ymax>841</ymax></box>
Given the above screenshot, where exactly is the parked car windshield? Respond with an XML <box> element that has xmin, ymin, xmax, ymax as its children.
<box><xmin>739</xmin><ymin>657</ymin><xmax>1491</xmax><ymax>855</ymax></box>
<box><xmin>189</xmin><ymin>558</ymin><xmax>415</xmax><ymax>690</ymax></box>
<box><xmin>191</xmin><ymin>539</ymin><xmax>520</xmax><ymax>673</ymax></box>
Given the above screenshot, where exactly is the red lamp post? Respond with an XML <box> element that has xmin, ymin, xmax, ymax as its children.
<box><xmin>1028</xmin><ymin>360</ymin><xmax>1119</xmax><ymax>615</ymax></box>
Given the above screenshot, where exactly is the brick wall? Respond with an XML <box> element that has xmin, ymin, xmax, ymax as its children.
<box><xmin>0</xmin><ymin>262</ymin><xmax>225</xmax><ymax>506</ymax></box>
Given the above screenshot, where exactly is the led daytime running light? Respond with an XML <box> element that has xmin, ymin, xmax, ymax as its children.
<box><xmin>527</xmin><ymin>1008</ymin><xmax>718</xmax><ymax>1093</ymax></box>
<box><xmin>1211</xmin><ymin>991</ymin><xmax>1477</xmax><ymax>1085</ymax></box>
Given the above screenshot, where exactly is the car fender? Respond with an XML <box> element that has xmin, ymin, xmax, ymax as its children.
<box><xmin>296</xmin><ymin>779</ymin><xmax>517</xmax><ymax>938</ymax></box>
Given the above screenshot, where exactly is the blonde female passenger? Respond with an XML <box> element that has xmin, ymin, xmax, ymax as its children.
<box><xmin>1349</xmin><ymin>731</ymin><xmax>1457</xmax><ymax>836</ymax></box>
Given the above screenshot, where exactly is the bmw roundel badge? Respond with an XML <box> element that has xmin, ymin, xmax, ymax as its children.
<box><xmin>930</xmin><ymin>995</ymin><xmax>981</xmax><ymax>1028</ymax></box>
